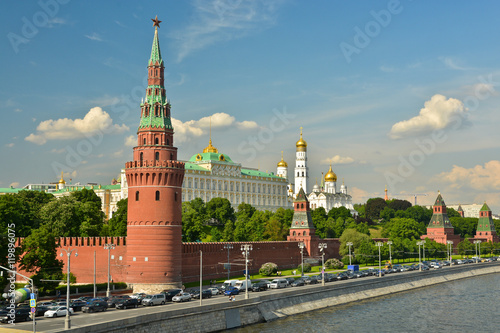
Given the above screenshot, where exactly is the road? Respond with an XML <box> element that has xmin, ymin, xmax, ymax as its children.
<box><xmin>1</xmin><ymin>261</ymin><xmax>496</xmax><ymax>333</ymax></box>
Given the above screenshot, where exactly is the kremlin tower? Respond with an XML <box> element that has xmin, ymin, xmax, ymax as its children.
<box><xmin>294</xmin><ymin>127</ymin><xmax>308</xmax><ymax>196</ymax></box>
<box><xmin>474</xmin><ymin>203</ymin><xmax>499</xmax><ymax>243</ymax></box>
<box><xmin>287</xmin><ymin>187</ymin><xmax>319</xmax><ymax>256</ymax></box>
<box><xmin>125</xmin><ymin>17</ymin><xmax>185</xmax><ymax>293</ymax></box>
<box><xmin>421</xmin><ymin>192</ymin><xmax>460</xmax><ymax>247</ymax></box>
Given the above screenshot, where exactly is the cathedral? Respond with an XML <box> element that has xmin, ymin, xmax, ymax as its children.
<box><xmin>276</xmin><ymin>128</ymin><xmax>356</xmax><ymax>215</ymax></box>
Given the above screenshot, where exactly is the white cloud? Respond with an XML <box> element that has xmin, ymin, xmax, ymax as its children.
<box><xmin>380</xmin><ymin>66</ymin><xmax>395</xmax><ymax>72</ymax></box>
<box><xmin>435</xmin><ymin>160</ymin><xmax>500</xmax><ymax>191</ymax></box>
<box><xmin>85</xmin><ymin>33</ymin><xmax>103</xmax><ymax>42</ymax></box>
<box><xmin>172</xmin><ymin>112</ymin><xmax>259</xmax><ymax>143</ymax></box>
<box><xmin>25</xmin><ymin>107</ymin><xmax>129</xmax><ymax>145</ymax></box>
<box><xmin>48</xmin><ymin>18</ymin><xmax>67</xmax><ymax>27</ymax></box>
<box><xmin>172</xmin><ymin>0</ymin><xmax>283</xmax><ymax>61</ymax></box>
<box><xmin>10</xmin><ymin>182</ymin><xmax>19</xmax><ymax>188</ymax></box>
<box><xmin>125</xmin><ymin>135</ymin><xmax>136</xmax><ymax>147</ymax></box>
<box><xmin>389</xmin><ymin>94</ymin><xmax>467</xmax><ymax>139</ymax></box>
<box><xmin>5</xmin><ymin>143</ymin><xmax>14</xmax><ymax>148</ymax></box>
<box><xmin>15</xmin><ymin>108</ymin><xmax>22</xmax><ymax>112</ymax></box>
<box><xmin>349</xmin><ymin>187</ymin><xmax>370</xmax><ymax>204</ymax></box>
<box><xmin>321</xmin><ymin>155</ymin><xmax>354</xmax><ymax>165</ymax></box>
<box><xmin>112</xmin><ymin>150</ymin><xmax>123</xmax><ymax>158</ymax></box>
<box><xmin>50</xmin><ymin>148</ymin><xmax>66</xmax><ymax>154</ymax></box>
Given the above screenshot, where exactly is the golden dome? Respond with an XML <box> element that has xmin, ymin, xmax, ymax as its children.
<box><xmin>277</xmin><ymin>151</ymin><xmax>288</xmax><ymax>167</ymax></box>
<box><xmin>296</xmin><ymin>127</ymin><xmax>307</xmax><ymax>151</ymax></box>
<box><xmin>324</xmin><ymin>164</ymin><xmax>337</xmax><ymax>182</ymax></box>
<box><xmin>203</xmin><ymin>139</ymin><xmax>218</xmax><ymax>153</ymax></box>
<box><xmin>59</xmin><ymin>171</ymin><xmax>66</xmax><ymax>184</ymax></box>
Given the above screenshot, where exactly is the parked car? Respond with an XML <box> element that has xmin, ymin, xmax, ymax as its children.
<box><xmin>82</xmin><ymin>301</ymin><xmax>108</xmax><ymax>313</ymax></box>
<box><xmin>290</xmin><ymin>279</ymin><xmax>305</xmax><ymax>287</ymax></box>
<box><xmin>44</xmin><ymin>306</ymin><xmax>74</xmax><ymax>318</ymax></box>
<box><xmin>130</xmin><ymin>293</ymin><xmax>146</xmax><ymax>299</ymax></box>
<box><xmin>191</xmin><ymin>289</ymin><xmax>212</xmax><ymax>299</ymax></box>
<box><xmin>107</xmin><ymin>296</ymin><xmax>130</xmax><ymax>308</ymax></box>
<box><xmin>269</xmin><ymin>279</ymin><xmax>288</xmax><ymax>289</ymax></box>
<box><xmin>39</xmin><ymin>301</ymin><xmax>55</xmax><ymax>307</ymax></box>
<box><xmin>115</xmin><ymin>298</ymin><xmax>139</xmax><ymax>309</ymax></box>
<box><xmin>172</xmin><ymin>292</ymin><xmax>192</xmax><ymax>302</ymax></box>
<box><xmin>161</xmin><ymin>289</ymin><xmax>183</xmax><ymax>302</ymax></box>
<box><xmin>251</xmin><ymin>281</ymin><xmax>268</xmax><ymax>292</ymax></box>
<box><xmin>285</xmin><ymin>277</ymin><xmax>295</xmax><ymax>285</ymax></box>
<box><xmin>224</xmin><ymin>287</ymin><xmax>240</xmax><ymax>296</ymax></box>
<box><xmin>207</xmin><ymin>287</ymin><xmax>221</xmax><ymax>295</ymax></box>
<box><xmin>69</xmin><ymin>300</ymin><xmax>87</xmax><ymax>312</ymax></box>
<box><xmin>0</xmin><ymin>307</ymin><xmax>31</xmax><ymax>323</ymax></box>
<box><xmin>303</xmin><ymin>276</ymin><xmax>319</xmax><ymax>284</ymax></box>
<box><xmin>142</xmin><ymin>294</ymin><xmax>166</xmax><ymax>306</ymax></box>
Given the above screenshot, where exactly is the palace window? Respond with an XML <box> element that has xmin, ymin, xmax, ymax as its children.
<box><xmin>135</xmin><ymin>191</ymin><xmax>139</xmax><ymax>201</ymax></box>
<box><xmin>155</xmin><ymin>191</ymin><xmax>160</xmax><ymax>201</ymax></box>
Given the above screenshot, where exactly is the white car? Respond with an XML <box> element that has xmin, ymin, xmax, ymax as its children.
<box><xmin>207</xmin><ymin>287</ymin><xmax>220</xmax><ymax>296</ymax></box>
<box><xmin>172</xmin><ymin>292</ymin><xmax>191</xmax><ymax>303</ymax></box>
<box><xmin>44</xmin><ymin>306</ymin><xmax>74</xmax><ymax>318</ymax></box>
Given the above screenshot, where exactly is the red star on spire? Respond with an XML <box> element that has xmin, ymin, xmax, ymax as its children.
<box><xmin>151</xmin><ymin>15</ymin><xmax>161</xmax><ymax>28</ymax></box>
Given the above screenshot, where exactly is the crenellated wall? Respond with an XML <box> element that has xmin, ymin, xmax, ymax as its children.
<box><xmin>14</xmin><ymin>238</ymin><xmax>342</xmax><ymax>285</ymax></box>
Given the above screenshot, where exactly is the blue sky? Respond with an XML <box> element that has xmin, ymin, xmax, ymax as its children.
<box><xmin>2</xmin><ymin>0</ymin><xmax>500</xmax><ymax>212</ymax></box>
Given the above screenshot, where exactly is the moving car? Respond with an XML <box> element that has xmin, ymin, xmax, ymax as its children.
<box><xmin>224</xmin><ymin>287</ymin><xmax>239</xmax><ymax>296</ymax></box>
<box><xmin>172</xmin><ymin>292</ymin><xmax>192</xmax><ymax>302</ymax></box>
<box><xmin>44</xmin><ymin>306</ymin><xmax>74</xmax><ymax>318</ymax></box>
<box><xmin>0</xmin><ymin>308</ymin><xmax>31</xmax><ymax>323</ymax></box>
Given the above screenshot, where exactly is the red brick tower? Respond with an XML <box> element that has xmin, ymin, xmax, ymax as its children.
<box><xmin>474</xmin><ymin>202</ymin><xmax>499</xmax><ymax>243</ymax></box>
<box><xmin>421</xmin><ymin>192</ymin><xmax>460</xmax><ymax>247</ymax></box>
<box><xmin>125</xmin><ymin>17</ymin><xmax>185</xmax><ymax>293</ymax></box>
<box><xmin>287</xmin><ymin>187</ymin><xmax>319</xmax><ymax>256</ymax></box>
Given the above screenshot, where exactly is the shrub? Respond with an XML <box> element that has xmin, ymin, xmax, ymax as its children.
<box><xmin>62</xmin><ymin>272</ymin><xmax>77</xmax><ymax>284</ymax></box>
<box><xmin>259</xmin><ymin>262</ymin><xmax>278</xmax><ymax>276</ymax></box>
<box><xmin>298</xmin><ymin>263</ymin><xmax>311</xmax><ymax>274</ymax></box>
<box><xmin>325</xmin><ymin>258</ymin><xmax>344</xmax><ymax>269</ymax></box>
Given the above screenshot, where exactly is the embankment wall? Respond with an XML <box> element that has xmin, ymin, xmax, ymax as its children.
<box><xmin>57</xmin><ymin>263</ymin><xmax>500</xmax><ymax>333</ymax></box>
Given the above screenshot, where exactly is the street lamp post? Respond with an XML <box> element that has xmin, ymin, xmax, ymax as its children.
<box><xmin>446</xmin><ymin>240</ymin><xmax>453</xmax><ymax>264</ymax></box>
<box><xmin>104</xmin><ymin>243</ymin><xmax>115</xmax><ymax>297</ymax></box>
<box><xmin>318</xmin><ymin>243</ymin><xmax>327</xmax><ymax>286</ymax></box>
<box><xmin>473</xmin><ymin>240</ymin><xmax>482</xmax><ymax>263</ymax></box>
<box><xmin>60</xmin><ymin>248</ymin><xmax>78</xmax><ymax>330</ymax></box>
<box><xmin>387</xmin><ymin>241</ymin><xmax>393</xmax><ymax>264</ymax></box>
<box><xmin>346</xmin><ymin>242</ymin><xmax>353</xmax><ymax>266</ymax></box>
<box><xmin>416</xmin><ymin>241</ymin><xmax>423</xmax><ymax>271</ymax></box>
<box><xmin>422</xmin><ymin>240</ymin><xmax>426</xmax><ymax>262</ymax></box>
<box><xmin>298</xmin><ymin>242</ymin><xmax>305</xmax><ymax>277</ymax></box>
<box><xmin>241</xmin><ymin>244</ymin><xmax>252</xmax><ymax>300</ymax></box>
<box><xmin>376</xmin><ymin>242</ymin><xmax>383</xmax><ymax>277</ymax></box>
<box><xmin>224</xmin><ymin>244</ymin><xmax>233</xmax><ymax>280</ymax></box>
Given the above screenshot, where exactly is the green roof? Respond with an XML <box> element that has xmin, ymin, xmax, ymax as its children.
<box><xmin>53</xmin><ymin>184</ymin><xmax>121</xmax><ymax>194</ymax></box>
<box><xmin>0</xmin><ymin>187</ymin><xmax>21</xmax><ymax>194</ymax></box>
<box><xmin>185</xmin><ymin>163</ymin><xmax>209</xmax><ymax>172</ymax></box>
<box><xmin>434</xmin><ymin>193</ymin><xmax>445</xmax><ymax>206</ymax></box>
<box><xmin>188</xmin><ymin>152</ymin><xmax>235</xmax><ymax>163</ymax></box>
<box><xmin>294</xmin><ymin>187</ymin><xmax>308</xmax><ymax>202</ymax></box>
<box><xmin>149</xmin><ymin>28</ymin><xmax>163</xmax><ymax>66</ymax></box>
<box><xmin>480</xmin><ymin>203</ymin><xmax>491</xmax><ymax>212</ymax></box>
<box><xmin>241</xmin><ymin>169</ymin><xmax>281</xmax><ymax>179</ymax></box>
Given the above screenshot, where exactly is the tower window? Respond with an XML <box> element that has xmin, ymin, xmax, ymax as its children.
<box><xmin>155</xmin><ymin>138</ymin><xmax>159</xmax><ymax>145</ymax></box>
<box><xmin>175</xmin><ymin>192</ymin><xmax>178</xmax><ymax>201</ymax></box>
<box><xmin>155</xmin><ymin>191</ymin><xmax>160</xmax><ymax>201</ymax></box>
<box><xmin>155</xmin><ymin>152</ymin><xmax>159</xmax><ymax>161</ymax></box>
<box><xmin>135</xmin><ymin>191</ymin><xmax>139</xmax><ymax>201</ymax></box>
<box><xmin>143</xmin><ymin>138</ymin><xmax>146</xmax><ymax>145</ymax></box>
<box><xmin>302</xmin><ymin>172</ymin><xmax>304</xmax><ymax>177</ymax></box>
<box><xmin>301</xmin><ymin>203</ymin><xmax>304</xmax><ymax>209</ymax></box>
<box><xmin>166</xmin><ymin>139</ymin><xmax>170</xmax><ymax>146</ymax></box>
<box><xmin>140</xmin><ymin>152</ymin><xmax>143</xmax><ymax>162</ymax></box>
<box><xmin>170</xmin><ymin>153</ymin><xmax>174</xmax><ymax>160</ymax></box>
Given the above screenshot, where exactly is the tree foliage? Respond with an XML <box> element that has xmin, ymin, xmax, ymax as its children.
<box><xmin>382</xmin><ymin>218</ymin><xmax>426</xmax><ymax>240</ymax></box>
<box><xmin>106</xmin><ymin>198</ymin><xmax>128</xmax><ymax>236</ymax></box>
<box><xmin>365</xmin><ymin>198</ymin><xmax>387</xmax><ymax>220</ymax></box>
<box><xmin>259</xmin><ymin>262</ymin><xmax>278</xmax><ymax>276</ymax></box>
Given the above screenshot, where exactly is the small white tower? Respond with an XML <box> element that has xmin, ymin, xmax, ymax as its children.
<box><xmin>324</xmin><ymin>164</ymin><xmax>337</xmax><ymax>194</ymax></box>
<box><xmin>276</xmin><ymin>151</ymin><xmax>288</xmax><ymax>180</ymax></box>
<box><xmin>294</xmin><ymin>127</ymin><xmax>308</xmax><ymax>196</ymax></box>
<box><xmin>340</xmin><ymin>178</ymin><xmax>347</xmax><ymax>194</ymax></box>
<box><xmin>58</xmin><ymin>171</ymin><xmax>66</xmax><ymax>190</ymax></box>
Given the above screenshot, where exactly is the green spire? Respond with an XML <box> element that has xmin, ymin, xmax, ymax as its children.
<box><xmin>480</xmin><ymin>202</ymin><xmax>491</xmax><ymax>212</ymax></box>
<box><xmin>149</xmin><ymin>27</ymin><xmax>163</xmax><ymax>66</ymax></box>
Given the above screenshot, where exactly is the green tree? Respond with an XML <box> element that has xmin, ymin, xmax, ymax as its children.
<box><xmin>234</xmin><ymin>203</ymin><xmax>255</xmax><ymax>241</ymax></box>
<box><xmin>450</xmin><ymin>217</ymin><xmax>478</xmax><ymax>238</ymax></box>
<box><xmin>182</xmin><ymin>198</ymin><xmax>207</xmax><ymax>242</ymax></box>
<box><xmin>388</xmin><ymin>199</ymin><xmax>412</xmax><ymax>211</ymax></box>
<box><xmin>206</xmin><ymin>198</ymin><xmax>235</xmax><ymax>226</ymax></box>
<box><xmin>70</xmin><ymin>188</ymin><xmax>102</xmax><ymax>205</ymax></box>
<box><xmin>365</xmin><ymin>198</ymin><xmax>387</xmax><ymax>220</ymax></box>
<box><xmin>382</xmin><ymin>218</ymin><xmax>425</xmax><ymax>240</ymax></box>
<box><xmin>328</xmin><ymin>206</ymin><xmax>352</xmax><ymax>221</ymax></box>
<box><xmin>380</xmin><ymin>207</ymin><xmax>395</xmax><ymax>222</ymax></box>
<box><xmin>353</xmin><ymin>204</ymin><xmax>365</xmax><ymax>218</ymax></box>
<box><xmin>106</xmin><ymin>198</ymin><xmax>128</xmax><ymax>236</ymax></box>
<box><xmin>457</xmin><ymin>238</ymin><xmax>474</xmax><ymax>256</ymax></box>
<box><xmin>446</xmin><ymin>207</ymin><xmax>460</xmax><ymax>218</ymax></box>
<box><xmin>19</xmin><ymin>226</ymin><xmax>64</xmax><ymax>295</ymax></box>
<box><xmin>311</xmin><ymin>207</ymin><xmax>329</xmax><ymax>238</ymax></box>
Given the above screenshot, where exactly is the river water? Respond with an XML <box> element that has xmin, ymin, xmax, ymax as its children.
<box><xmin>234</xmin><ymin>273</ymin><xmax>500</xmax><ymax>333</ymax></box>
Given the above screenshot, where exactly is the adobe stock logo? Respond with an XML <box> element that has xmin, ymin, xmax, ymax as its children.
<box><xmin>339</xmin><ymin>0</ymin><xmax>405</xmax><ymax>64</ymax></box>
